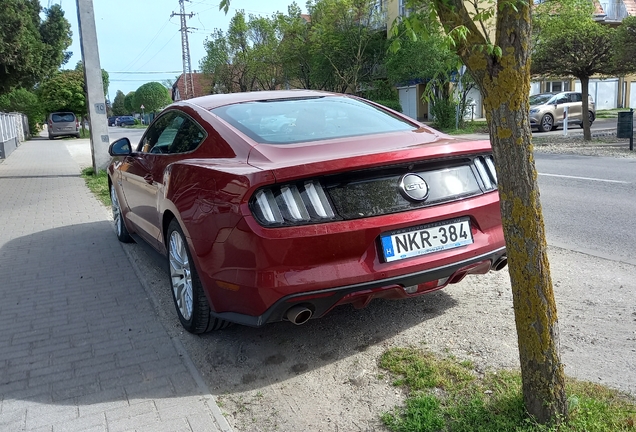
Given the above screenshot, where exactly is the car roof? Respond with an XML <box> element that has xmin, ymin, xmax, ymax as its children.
<box><xmin>186</xmin><ymin>89</ymin><xmax>340</xmax><ymax>110</ymax></box>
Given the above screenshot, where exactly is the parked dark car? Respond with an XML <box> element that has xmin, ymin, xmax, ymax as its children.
<box><xmin>107</xmin><ymin>90</ymin><xmax>506</xmax><ymax>334</ymax></box>
<box><xmin>47</xmin><ymin>112</ymin><xmax>80</xmax><ymax>139</ymax></box>
<box><xmin>116</xmin><ymin>116</ymin><xmax>136</xmax><ymax>126</ymax></box>
<box><xmin>108</xmin><ymin>116</ymin><xmax>118</xmax><ymax>126</ymax></box>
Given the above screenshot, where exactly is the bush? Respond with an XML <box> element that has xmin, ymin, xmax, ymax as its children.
<box><xmin>0</xmin><ymin>88</ymin><xmax>43</xmax><ymax>135</ymax></box>
<box><xmin>374</xmin><ymin>99</ymin><xmax>402</xmax><ymax>113</ymax></box>
<box><xmin>430</xmin><ymin>98</ymin><xmax>457</xmax><ymax>130</ymax></box>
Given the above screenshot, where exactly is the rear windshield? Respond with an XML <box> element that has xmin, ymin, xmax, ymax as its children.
<box><xmin>51</xmin><ymin>113</ymin><xmax>76</xmax><ymax>123</ymax></box>
<box><xmin>211</xmin><ymin>96</ymin><xmax>417</xmax><ymax>144</ymax></box>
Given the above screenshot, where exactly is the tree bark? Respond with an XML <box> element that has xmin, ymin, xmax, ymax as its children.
<box><xmin>580</xmin><ymin>76</ymin><xmax>592</xmax><ymax>141</ymax></box>
<box><xmin>433</xmin><ymin>0</ymin><xmax>568</xmax><ymax>424</ymax></box>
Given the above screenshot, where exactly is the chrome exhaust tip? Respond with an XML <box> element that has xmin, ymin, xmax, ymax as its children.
<box><xmin>493</xmin><ymin>256</ymin><xmax>508</xmax><ymax>271</ymax></box>
<box><xmin>286</xmin><ymin>306</ymin><xmax>313</xmax><ymax>325</ymax></box>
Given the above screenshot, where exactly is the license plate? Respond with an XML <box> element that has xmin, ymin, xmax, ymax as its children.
<box><xmin>380</xmin><ymin>218</ymin><xmax>473</xmax><ymax>262</ymax></box>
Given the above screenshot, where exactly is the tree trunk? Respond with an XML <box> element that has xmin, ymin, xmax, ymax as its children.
<box><xmin>433</xmin><ymin>0</ymin><xmax>568</xmax><ymax>424</ymax></box>
<box><xmin>580</xmin><ymin>76</ymin><xmax>592</xmax><ymax>141</ymax></box>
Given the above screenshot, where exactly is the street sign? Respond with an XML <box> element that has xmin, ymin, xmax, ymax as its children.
<box><xmin>140</xmin><ymin>105</ymin><xmax>145</xmax><ymax>110</ymax></box>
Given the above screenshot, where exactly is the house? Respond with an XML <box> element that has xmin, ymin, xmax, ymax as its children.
<box><xmin>531</xmin><ymin>1</ymin><xmax>636</xmax><ymax>110</ymax></box>
<box><xmin>384</xmin><ymin>0</ymin><xmax>485</xmax><ymax>120</ymax></box>
<box><xmin>171</xmin><ymin>72</ymin><xmax>214</xmax><ymax>102</ymax></box>
<box><xmin>384</xmin><ymin>0</ymin><xmax>636</xmax><ymax>120</ymax></box>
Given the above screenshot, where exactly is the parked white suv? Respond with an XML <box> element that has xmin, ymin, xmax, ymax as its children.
<box><xmin>529</xmin><ymin>92</ymin><xmax>595</xmax><ymax>132</ymax></box>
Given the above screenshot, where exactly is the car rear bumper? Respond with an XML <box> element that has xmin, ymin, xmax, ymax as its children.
<box><xmin>191</xmin><ymin>190</ymin><xmax>505</xmax><ymax>323</ymax></box>
<box><xmin>207</xmin><ymin>246</ymin><xmax>506</xmax><ymax>327</ymax></box>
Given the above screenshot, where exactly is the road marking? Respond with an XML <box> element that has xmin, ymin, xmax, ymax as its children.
<box><xmin>539</xmin><ymin>173</ymin><xmax>630</xmax><ymax>184</ymax></box>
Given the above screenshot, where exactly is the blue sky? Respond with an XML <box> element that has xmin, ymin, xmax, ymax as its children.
<box><xmin>51</xmin><ymin>0</ymin><xmax>304</xmax><ymax>100</ymax></box>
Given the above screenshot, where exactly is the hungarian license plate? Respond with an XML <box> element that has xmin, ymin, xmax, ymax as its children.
<box><xmin>380</xmin><ymin>218</ymin><xmax>473</xmax><ymax>262</ymax></box>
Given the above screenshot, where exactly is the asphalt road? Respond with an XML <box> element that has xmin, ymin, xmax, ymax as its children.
<box><xmin>536</xmin><ymin>153</ymin><xmax>636</xmax><ymax>265</ymax></box>
<box><xmin>107</xmin><ymin>126</ymin><xmax>145</xmax><ymax>146</ymax></box>
<box><xmin>534</xmin><ymin>117</ymin><xmax>626</xmax><ymax>137</ymax></box>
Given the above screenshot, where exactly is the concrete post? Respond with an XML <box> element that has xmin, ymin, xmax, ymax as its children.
<box><xmin>76</xmin><ymin>0</ymin><xmax>110</xmax><ymax>171</ymax></box>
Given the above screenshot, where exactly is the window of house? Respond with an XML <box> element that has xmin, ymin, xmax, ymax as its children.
<box><xmin>546</xmin><ymin>81</ymin><xmax>570</xmax><ymax>92</ymax></box>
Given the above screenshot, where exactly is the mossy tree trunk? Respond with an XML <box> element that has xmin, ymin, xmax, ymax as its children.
<box><xmin>432</xmin><ymin>0</ymin><xmax>568</xmax><ymax>424</ymax></box>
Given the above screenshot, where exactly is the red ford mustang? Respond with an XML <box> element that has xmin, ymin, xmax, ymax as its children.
<box><xmin>107</xmin><ymin>90</ymin><xmax>506</xmax><ymax>334</ymax></box>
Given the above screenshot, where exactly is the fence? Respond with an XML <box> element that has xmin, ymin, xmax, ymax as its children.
<box><xmin>0</xmin><ymin>112</ymin><xmax>28</xmax><ymax>159</ymax></box>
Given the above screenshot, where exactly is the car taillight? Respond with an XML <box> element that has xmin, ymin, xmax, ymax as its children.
<box><xmin>250</xmin><ymin>180</ymin><xmax>337</xmax><ymax>227</ymax></box>
<box><xmin>474</xmin><ymin>155</ymin><xmax>498</xmax><ymax>191</ymax></box>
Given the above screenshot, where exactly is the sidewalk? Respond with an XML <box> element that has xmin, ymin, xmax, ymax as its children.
<box><xmin>0</xmin><ymin>138</ymin><xmax>232</xmax><ymax>431</ymax></box>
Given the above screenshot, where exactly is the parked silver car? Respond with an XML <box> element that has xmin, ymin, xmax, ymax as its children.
<box><xmin>47</xmin><ymin>112</ymin><xmax>80</xmax><ymax>139</ymax></box>
<box><xmin>529</xmin><ymin>92</ymin><xmax>595</xmax><ymax>132</ymax></box>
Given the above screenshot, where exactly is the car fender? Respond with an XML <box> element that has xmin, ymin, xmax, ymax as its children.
<box><xmin>160</xmin><ymin>161</ymin><xmax>275</xmax><ymax>260</ymax></box>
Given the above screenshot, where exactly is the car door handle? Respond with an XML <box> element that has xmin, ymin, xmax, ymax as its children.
<box><xmin>144</xmin><ymin>174</ymin><xmax>153</xmax><ymax>184</ymax></box>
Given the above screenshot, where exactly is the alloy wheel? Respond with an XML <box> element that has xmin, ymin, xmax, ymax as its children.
<box><xmin>169</xmin><ymin>230</ymin><xmax>194</xmax><ymax>321</ymax></box>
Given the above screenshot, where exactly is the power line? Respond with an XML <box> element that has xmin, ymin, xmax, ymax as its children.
<box><xmin>135</xmin><ymin>30</ymin><xmax>181</xmax><ymax>71</ymax></box>
<box><xmin>121</xmin><ymin>19</ymin><xmax>172</xmax><ymax>72</ymax></box>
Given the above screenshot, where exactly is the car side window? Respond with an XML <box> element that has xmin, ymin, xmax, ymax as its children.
<box><xmin>137</xmin><ymin>111</ymin><xmax>205</xmax><ymax>155</ymax></box>
<box><xmin>167</xmin><ymin>116</ymin><xmax>206</xmax><ymax>154</ymax></box>
<box><xmin>570</xmin><ymin>93</ymin><xmax>582</xmax><ymax>103</ymax></box>
<box><xmin>556</xmin><ymin>96</ymin><xmax>568</xmax><ymax>104</ymax></box>
<box><xmin>138</xmin><ymin>112</ymin><xmax>177</xmax><ymax>154</ymax></box>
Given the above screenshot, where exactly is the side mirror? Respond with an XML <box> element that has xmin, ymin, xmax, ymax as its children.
<box><xmin>108</xmin><ymin>138</ymin><xmax>132</xmax><ymax>156</ymax></box>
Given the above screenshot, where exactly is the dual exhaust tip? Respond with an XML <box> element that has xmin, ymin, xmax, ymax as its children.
<box><xmin>285</xmin><ymin>256</ymin><xmax>507</xmax><ymax>326</ymax></box>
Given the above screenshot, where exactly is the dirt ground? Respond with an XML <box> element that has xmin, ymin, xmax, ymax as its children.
<box><xmin>125</xmin><ymin>242</ymin><xmax>636</xmax><ymax>432</ymax></box>
<box><xmin>67</xmin><ymin>137</ymin><xmax>636</xmax><ymax>431</ymax></box>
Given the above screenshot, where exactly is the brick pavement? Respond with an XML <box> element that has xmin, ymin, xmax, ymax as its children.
<box><xmin>0</xmin><ymin>139</ymin><xmax>232</xmax><ymax>432</ymax></box>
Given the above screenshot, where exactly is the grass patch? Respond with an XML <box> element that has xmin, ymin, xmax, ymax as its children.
<box><xmin>380</xmin><ymin>347</ymin><xmax>636</xmax><ymax>432</ymax></box>
<box><xmin>595</xmin><ymin>109</ymin><xmax>624</xmax><ymax>119</ymax></box>
<box><xmin>81</xmin><ymin>167</ymin><xmax>111</xmax><ymax>206</ymax></box>
<box><xmin>435</xmin><ymin>120</ymin><xmax>490</xmax><ymax>135</ymax></box>
<box><xmin>120</xmin><ymin>124</ymin><xmax>148</xmax><ymax>129</ymax></box>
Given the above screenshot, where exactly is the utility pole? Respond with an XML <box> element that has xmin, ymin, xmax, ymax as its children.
<box><xmin>76</xmin><ymin>0</ymin><xmax>110</xmax><ymax>171</ymax></box>
<box><xmin>171</xmin><ymin>0</ymin><xmax>195</xmax><ymax>100</ymax></box>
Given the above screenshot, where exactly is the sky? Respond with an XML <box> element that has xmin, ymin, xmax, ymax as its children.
<box><xmin>49</xmin><ymin>0</ymin><xmax>304</xmax><ymax>101</ymax></box>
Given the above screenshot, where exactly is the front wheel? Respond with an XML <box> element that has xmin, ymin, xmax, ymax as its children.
<box><xmin>581</xmin><ymin>111</ymin><xmax>595</xmax><ymax>128</ymax></box>
<box><xmin>111</xmin><ymin>184</ymin><xmax>133</xmax><ymax>243</ymax></box>
<box><xmin>167</xmin><ymin>219</ymin><xmax>230</xmax><ymax>334</ymax></box>
<box><xmin>538</xmin><ymin>114</ymin><xmax>554</xmax><ymax>132</ymax></box>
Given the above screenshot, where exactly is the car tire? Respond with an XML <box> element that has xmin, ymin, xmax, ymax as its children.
<box><xmin>167</xmin><ymin>219</ymin><xmax>230</xmax><ymax>334</ymax></box>
<box><xmin>110</xmin><ymin>184</ymin><xmax>133</xmax><ymax>243</ymax></box>
<box><xmin>538</xmin><ymin>114</ymin><xmax>553</xmax><ymax>132</ymax></box>
<box><xmin>581</xmin><ymin>111</ymin><xmax>595</xmax><ymax>128</ymax></box>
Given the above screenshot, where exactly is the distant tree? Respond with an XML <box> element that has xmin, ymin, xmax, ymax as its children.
<box><xmin>307</xmin><ymin>0</ymin><xmax>386</xmax><ymax>94</ymax></box>
<box><xmin>532</xmin><ymin>0</ymin><xmax>616</xmax><ymax>140</ymax></box>
<box><xmin>201</xmin><ymin>10</ymin><xmax>284</xmax><ymax>93</ymax></box>
<box><xmin>74</xmin><ymin>61</ymin><xmax>110</xmax><ymax>97</ymax></box>
<box><xmin>38</xmin><ymin>66</ymin><xmax>111</xmax><ymax>129</ymax></box>
<box><xmin>133</xmin><ymin>82</ymin><xmax>171</xmax><ymax>113</ymax></box>
<box><xmin>0</xmin><ymin>2</ymin><xmax>72</xmax><ymax>94</ymax></box>
<box><xmin>387</xmin><ymin>9</ymin><xmax>474</xmax><ymax>127</ymax></box>
<box><xmin>0</xmin><ymin>88</ymin><xmax>43</xmax><ymax>134</ymax></box>
<box><xmin>38</xmin><ymin>70</ymin><xmax>86</xmax><ymax>115</ymax></box>
<box><xmin>277</xmin><ymin>4</ymin><xmax>315</xmax><ymax>89</ymax></box>
<box><xmin>613</xmin><ymin>16</ymin><xmax>636</xmax><ymax>75</ymax></box>
<box><xmin>124</xmin><ymin>91</ymin><xmax>136</xmax><ymax>113</ymax></box>
<box><xmin>111</xmin><ymin>90</ymin><xmax>127</xmax><ymax>116</ymax></box>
